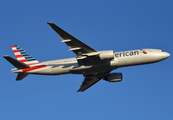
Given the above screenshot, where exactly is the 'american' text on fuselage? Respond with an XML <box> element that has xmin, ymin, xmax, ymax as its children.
<box><xmin>115</xmin><ymin>51</ymin><xmax>139</xmax><ymax>58</ymax></box>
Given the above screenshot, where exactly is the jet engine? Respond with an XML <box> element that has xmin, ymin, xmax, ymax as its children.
<box><xmin>99</xmin><ymin>50</ymin><xmax>115</xmax><ymax>60</ymax></box>
<box><xmin>104</xmin><ymin>73</ymin><xmax>122</xmax><ymax>82</ymax></box>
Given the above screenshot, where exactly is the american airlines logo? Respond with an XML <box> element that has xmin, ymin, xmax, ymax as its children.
<box><xmin>142</xmin><ymin>50</ymin><xmax>147</xmax><ymax>54</ymax></box>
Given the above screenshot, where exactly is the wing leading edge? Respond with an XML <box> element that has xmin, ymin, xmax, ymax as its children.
<box><xmin>47</xmin><ymin>22</ymin><xmax>98</xmax><ymax>58</ymax></box>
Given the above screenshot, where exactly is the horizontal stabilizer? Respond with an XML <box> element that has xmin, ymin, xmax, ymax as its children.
<box><xmin>3</xmin><ymin>56</ymin><xmax>30</xmax><ymax>69</ymax></box>
<box><xmin>16</xmin><ymin>73</ymin><xmax>29</xmax><ymax>80</ymax></box>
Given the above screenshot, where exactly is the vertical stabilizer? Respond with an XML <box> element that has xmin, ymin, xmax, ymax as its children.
<box><xmin>11</xmin><ymin>45</ymin><xmax>40</xmax><ymax>65</ymax></box>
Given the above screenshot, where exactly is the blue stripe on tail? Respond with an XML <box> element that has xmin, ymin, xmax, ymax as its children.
<box><xmin>14</xmin><ymin>45</ymin><xmax>39</xmax><ymax>62</ymax></box>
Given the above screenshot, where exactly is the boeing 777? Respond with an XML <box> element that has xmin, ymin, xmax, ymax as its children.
<box><xmin>3</xmin><ymin>22</ymin><xmax>170</xmax><ymax>92</ymax></box>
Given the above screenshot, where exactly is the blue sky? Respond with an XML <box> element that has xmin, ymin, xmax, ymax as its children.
<box><xmin>1</xmin><ymin>0</ymin><xmax>173</xmax><ymax>120</ymax></box>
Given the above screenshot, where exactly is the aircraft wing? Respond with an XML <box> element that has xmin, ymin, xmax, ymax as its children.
<box><xmin>77</xmin><ymin>72</ymin><xmax>108</xmax><ymax>92</ymax></box>
<box><xmin>47</xmin><ymin>22</ymin><xmax>99</xmax><ymax>60</ymax></box>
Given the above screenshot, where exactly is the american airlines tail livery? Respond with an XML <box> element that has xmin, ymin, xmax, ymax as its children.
<box><xmin>3</xmin><ymin>22</ymin><xmax>170</xmax><ymax>92</ymax></box>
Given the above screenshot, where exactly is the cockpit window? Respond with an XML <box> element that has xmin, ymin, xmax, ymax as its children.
<box><xmin>161</xmin><ymin>50</ymin><xmax>165</xmax><ymax>52</ymax></box>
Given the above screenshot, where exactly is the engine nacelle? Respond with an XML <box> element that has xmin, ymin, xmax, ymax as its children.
<box><xmin>104</xmin><ymin>73</ymin><xmax>122</xmax><ymax>82</ymax></box>
<box><xmin>99</xmin><ymin>50</ymin><xmax>115</xmax><ymax>60</ymax></box>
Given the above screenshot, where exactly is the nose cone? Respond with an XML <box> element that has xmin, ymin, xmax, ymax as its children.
<box><xmin>162</xmin><ymin>52</ymin><xmax>170</xmax><ymax>59</ymax></box>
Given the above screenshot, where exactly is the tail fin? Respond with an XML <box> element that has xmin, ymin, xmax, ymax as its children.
<box><xmin>11</xmin><ymin>45</ymin><xmax>40</xmax><ymax>65</ymax></box>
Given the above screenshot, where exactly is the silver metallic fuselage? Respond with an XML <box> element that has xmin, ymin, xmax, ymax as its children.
<box><xmin>6</xmin><ymin>22</ymin><xmax>170</xmax><ymax>92</ymax></box>
<box><xmin>12</xmin><ymin>49</ymin><xmax>170</xmax><ymax>75</ymax></box>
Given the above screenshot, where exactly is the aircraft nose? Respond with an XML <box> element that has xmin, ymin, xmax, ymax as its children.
<box><xmin>161</xmin><ymin>51</ymin><xmax>170</xmax><ymax>59</ymax></box>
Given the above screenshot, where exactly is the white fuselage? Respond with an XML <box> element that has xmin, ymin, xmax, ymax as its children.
<box><xmin>12</xmin><ymin>49</ymin><xmax>170</xmax><ymax>75</ymax></box>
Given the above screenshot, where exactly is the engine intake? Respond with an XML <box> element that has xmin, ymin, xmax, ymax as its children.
<box><xmin>99</xmin><ymin>50</ymin><xmax>115</xmax><ymax>60</ymax></box>
<box><xmin>104</xmin><ymin>73</ymin><xmax>122</xmax><ymax>82</ymax></box>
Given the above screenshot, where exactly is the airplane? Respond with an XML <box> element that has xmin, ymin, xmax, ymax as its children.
<box><xmin>3</xmin><ymin>22</ymin><xmax>170</xmax><ymax>92</ymax></box>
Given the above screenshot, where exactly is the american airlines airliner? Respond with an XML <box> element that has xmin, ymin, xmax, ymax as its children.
<box><xmin>3</xmin><ymin>22</ymin><xmax>170</xmax><ymax>92</ymax></box>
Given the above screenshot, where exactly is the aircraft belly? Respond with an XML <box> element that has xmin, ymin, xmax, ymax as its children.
<box><xmin>51</xmin><ymin>66</ymin><xmax>73</xmax><ymax>75</ymax></box>
<box><xmin>70</xmin><ymin>64</ymin><xmax>112</xmax><ymax>74</ymax></box>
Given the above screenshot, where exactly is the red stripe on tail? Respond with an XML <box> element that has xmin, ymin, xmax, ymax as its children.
<box><xmin>16</xmin><ymin>55</ymin><xmax>24</xmax><ymax>58</ymax></box>
<box><xmin>11</xmin><ymin>45</ymin><xmax>15</xmax><ymax>48</ymax></box>
<box><xmin>19</xmin><ymin>59</ymin><xmax>27</xmax><ymax>62</ymax></box>
<box><xmin>13</xmin><ymin>50</ymin><xmax>19</xmax><ymax>53</ymax></box>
